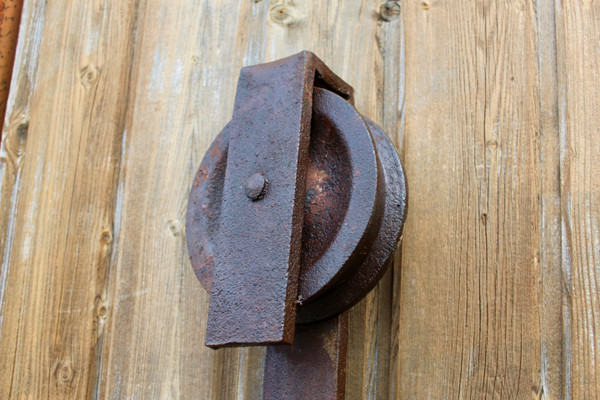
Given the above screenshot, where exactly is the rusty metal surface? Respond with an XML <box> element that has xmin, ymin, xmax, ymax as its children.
<box><xmin>296</xmin><ymin>117</ymin><xmax>408</xmax><ymax>323</ymax></box>
<box><xmin>186</xmin><ymin>52</ymin><xmax>355</xmax><ymax>300</ymax></box>
<box><xmin>204</xmin><ymin>53</ymin><xmax>312</xmax><ymax>347</ymax></box>
<box><xmin>186</xmin><ymin>122</ymin><xmax>231</xmax><ymax>293</ymax></box>
<box><xmin>186</xmin><ymin>87</ymin><xmax>407</xmax><ymax>324</ymax></box>
<box><xmin>0</xmin><ymin>0</ymin><xmax>23</xmax><ymax>137</ymax></box>
<box><xmin>263</xmin><ymin>313</ymin><xmax>348</xmax><ymax>400</ymax></box>
<box><xmin>297</xmin><ymin>88</ymin><xmax>385</xmax><ymax>302</ymax></box>
<box><xmin>201</xmin><ymin>52</ymin><xmax>356</xmax><ymax>347</ymax></box>
<box><xmin>185</xmin><ymin>51</ymin><xmax>408</xmax><ymax>399</ymax></box>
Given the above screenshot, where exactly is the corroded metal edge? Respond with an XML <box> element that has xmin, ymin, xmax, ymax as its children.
<box><xmin>263</xmin><ymin>313</ymin><xmax>348</xmax><ymax>400</ymax></box>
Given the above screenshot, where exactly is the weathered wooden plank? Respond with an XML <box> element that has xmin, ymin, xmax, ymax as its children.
<box><xmin>96</xmin><ymin>2</ymin><xmax>265</xmax><ymax>398</ymax></box>
<box><xmin>395</xmin><ymin>0</ymin><xmax>546</xmax><ymax>397</ymax></box>
<box><xmin>0</xmin><ymin>2</ymin><xmax>46</xmax><ymax>397</ymax></box>
<box><xmin>556</xmin><ymin>1</ymin><xmax>600</xmax><ymax>397</ymax></box>
<box><xmin>0</xmin><ymin>1</ymin><xmax>139</xmax><ymax>398</ymax></box>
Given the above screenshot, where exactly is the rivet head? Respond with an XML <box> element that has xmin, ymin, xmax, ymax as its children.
<box><xmin>245</xmin><ymin>173</ymin><xmax>268</xmax><ymax>201</ymax></box>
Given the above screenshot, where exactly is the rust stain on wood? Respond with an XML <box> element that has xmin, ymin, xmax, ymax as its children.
<box><xmin>0</xmin><ymin>0</ymin><xmax>23</xmax><ymax>139</ymax></box>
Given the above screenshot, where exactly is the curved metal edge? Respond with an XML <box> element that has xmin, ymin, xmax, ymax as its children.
<box><xmin>296</xmin><ymin>118</ymin><xmax>408</xmax><ymax>324</ymax></box>
<box><xmin>298</xmin><ymin>88</ymin><xmax>384</xmax><ymax>300</ymax></box>
<box><xmin>185</xmin><ymin>123</ymin><xmax>232</xmax><ymax>292</ymax></box>
<box><xmin>185</xmin><ymin>116</ymin><xmax>408</xmax><ymax>324</ymax></box>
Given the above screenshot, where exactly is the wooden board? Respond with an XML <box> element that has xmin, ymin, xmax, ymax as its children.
<box><xmin>397</xmin><ymin>0</ymin><xmax>545</xmax><ymax>397</ymax></box>
<box><xmin>556</xmin><ymin>1</ymin><xmax>600</xmax><ymax>397</ymax></box>
<box><xmin>0</xmin><ymin>0</ymin><xmax>598</xmax><ymax>398</ymax></box>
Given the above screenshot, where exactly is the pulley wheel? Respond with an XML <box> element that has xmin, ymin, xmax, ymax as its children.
<box><xmin>186</xmin><ymin>87</ymin><xmax>407</xmax><ymax>324</ymax></box>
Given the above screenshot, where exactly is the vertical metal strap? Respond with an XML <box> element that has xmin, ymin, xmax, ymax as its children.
<box><xmin>263</xmin><ymin>313</ymin><xmax>348</xmax><ymax>400</ymax></box>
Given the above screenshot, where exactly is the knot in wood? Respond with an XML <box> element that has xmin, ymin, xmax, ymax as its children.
<box><xmin>269</xmin><ymin>4</ymin><xmax>297</xmax><ymax>26</ymax></box>
<box><xmin>379</xmin><ymin>1</ymin><xmax>401</xmax><ymax>21</ymax></box>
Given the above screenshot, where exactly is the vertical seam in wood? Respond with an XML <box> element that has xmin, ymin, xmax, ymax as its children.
<box><xmin>553</xmin><ymin>0</ymin><xmax>571</xmax><ymax>398</ymax></box>
<box><xmin>535</xmin><ymin>0</ymin><xmax>564</xmax><ymax>398</ymax></box>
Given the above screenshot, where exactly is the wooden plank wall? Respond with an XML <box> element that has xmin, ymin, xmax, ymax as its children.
<box><xmin>0</xmin><ymin>0</ymin><xmax>598</xmax><ymax>399</ymax></box>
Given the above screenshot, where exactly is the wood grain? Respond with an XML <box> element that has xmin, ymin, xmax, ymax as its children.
<box><xmin>0</xmin><ymin>0</ymin><xmax>599</xmax><ymax>399</ymax></box>
<box><xmin>537</xmin><ymin>0</ymin><xmax>564</xmax><ymax>398</ymax></box>
<box><xmin>96</xmin><ymin>1</ymin><xmax>266</xmax><ymax>398</ymax></box>
<box><xmin>396</xmin><ymin>0</ymin><xmax>545</xmax><ymax>397</ymax></box>
<box><xmin>0</xmin><ymin>1</ymin><xmax>139</xmax><ymax>398</ymax></box>
<box><xmin>556</xmin><ymin>1</ymin><xmax>600</xmax><ymax>397</ymax></box>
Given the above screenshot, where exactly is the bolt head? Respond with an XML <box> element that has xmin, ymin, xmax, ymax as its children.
<box><xmin>245</xmin><ymin>173</ymin><xmax>268</xmax><ymax>200</ymax></box>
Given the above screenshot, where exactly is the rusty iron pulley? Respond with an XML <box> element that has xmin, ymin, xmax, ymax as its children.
<box><xmin>186</xmin><ymin>51</ymin><xmax>407</xmax><ymax>399</ymax></box>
